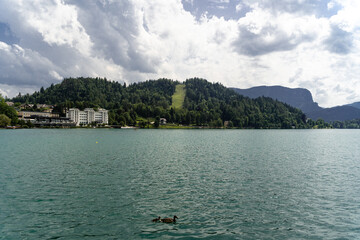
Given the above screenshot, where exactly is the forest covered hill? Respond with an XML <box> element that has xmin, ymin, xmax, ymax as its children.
<box><xmin>10</xmin><ymin>77</ymin><xmax>318</xmax><ymax>128</ymax></box>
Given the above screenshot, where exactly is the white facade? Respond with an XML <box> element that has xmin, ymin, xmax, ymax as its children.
<box><xmin>66</xmin><ymin>108</ymin><xmax>108</xmax><ymax>126</ymax></box>
<box><xmin>19</xmin><ymin>111</ymin><xmax>59</xmax><ymax>119</ymax></box>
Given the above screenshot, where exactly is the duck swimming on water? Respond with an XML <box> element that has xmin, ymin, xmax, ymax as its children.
<box><xmin>152</xmin><ymin>216</ymin><xmax>161</xmax><ymax>222</ymax></box>
<box><xmin>161</xmin><ymin>216</ymin><xmax>178</xmax><ymax>223</ymax></box>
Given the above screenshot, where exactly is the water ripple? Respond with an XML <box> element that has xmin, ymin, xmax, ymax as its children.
<box><xmin>1</xmin><ymin>129</ymin><xmax>360</xmax><ymax>239</ymax></box>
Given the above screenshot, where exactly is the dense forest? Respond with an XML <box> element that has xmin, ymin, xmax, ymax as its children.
<box><xmin>331</xmin><ymin>119</ymin><xmax>360</xmax><ymax>129</ymax></box>
<box><xmin>7</xmin><ymin>77</ymin><xmax>333</xmax><ymax>128</ymax></box>
<box><xmin>0</xmin><ymin>96</ymin><xmax>18</xmax><ymax>126</ymax></box>
<box><xmin>182</xmin><ymin>78</ymin><xmax>309</xmax><ymax>128</ymax></box>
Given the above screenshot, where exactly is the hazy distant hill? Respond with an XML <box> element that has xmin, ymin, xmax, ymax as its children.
<box><xmin>346</xmin><ymin>102</ymin><xmax>360</xmax><ymax>109</ymax></box>
<box><xmin>232</xmin><ymin>86</ymin><xmax>360</xmax><ymax>122</ymax></box>
<box><xmin>307</xmin><ymin>106</ymin><xmax>360</xmax><ymax>122</ymax></box>
<box><xmin>232</xmin><ymin>86</ymin><xmax>321</xmax><ymax>113</ymax></box>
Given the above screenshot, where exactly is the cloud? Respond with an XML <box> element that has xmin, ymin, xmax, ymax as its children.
<box><xmin>209</xmin><ymin>0</ymin><xmax>229</xmax><ymax>3</ymax></box>
<box><xmin>235</xmin><ymin>3</ymin><xmax>243</xmax><ymax>12</ymax></box>
<box><xmin>0</xmin><ymin>0</ymin><xmax>360</xmax><ymax>108</ymax></box>
<box><xmin>26</xmin><ymin>0</ymin><xmax>92</xmax><ymax>55</ymax></box>
<box><xmin>324</xmin><ymin>25</ymin><xmax>353</xmax><ymax>54</ymax></box>
<box><xmin>322</xmin><ymin>0</ymin><xmax>360</xmax><ymax>55</ymax></box>
<box><xmin>329</xmin><ymin>0</ymin><xmax>360</xmax><ymax>31</ymax></box>
<box><xmin>241</xmin><ymin>0</ymin><xmax>322</xmax><ymax>15</ymax></box>
<box><xmin>234</xmin><ymin>24</ymin><xmax>307</xmax><ymax>56</ymax></box>
<box><xmin>0</xmin><ymin>22</ymin><xmax>19</xmax><ymax>45</ymax></box>
<box><xmin>0</xmin><ymin>42</ymin><xmax>62</xmax><ymax>86</ymax></box>
<box><xmin>65</xmin><ymin>0</ymin><xmax>159</xmax><ymax>73</ymax></box>
<box><xmin>289</xmin><ymin>69</ymin><xmax>303</xmax><ymax>83</ymax></box>
<box><xmin>0</xmin><ymin>0</ymin><xmax>126</xmax><ymax>92</ymax></box>
<box><xmin>233</xmin><ymin>9</ymin><xmax>317</xmax><ymax>56</ymax></box>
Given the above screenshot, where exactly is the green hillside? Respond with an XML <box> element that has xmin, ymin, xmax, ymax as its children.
<box><xmin>11</xmin><ymin>77</ymin><xmax>312</xmax><ymax>128</ymax></box>
<box><xmin>183</xmin><ymin>78</ymin><xmax>308</xmax><ymax>128</ymax></box>
<box><xmin>171</xmin><ymin>84</ymin><xmax>186</xmax><ymax>109</ymax></box>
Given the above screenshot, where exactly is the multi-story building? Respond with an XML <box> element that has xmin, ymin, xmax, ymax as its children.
<box><xmin>66</xmin><ymin>108</ymin><xmax>108</xmax><ymax>126</ymax></box>
<box><xmin>18</xmin><ymin>111</ymin><xmax>59</xmax><ymax>119</ymax></box>
<box><xmin>18</xmin><ymin>111</ymin><xmax>74</xmax><ymax>127</ymax></box>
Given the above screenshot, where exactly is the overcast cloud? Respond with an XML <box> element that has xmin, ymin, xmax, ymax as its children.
<box><xmin>0</xmin><ymin>0</ymin><xmax>359</xmax><ymax>107</ymax></box>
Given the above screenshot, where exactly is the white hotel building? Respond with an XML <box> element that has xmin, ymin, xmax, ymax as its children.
<box><xmin>66</xmin><ymin>108</ymin><xmax>108</xmax><ymax>126</ymax></box>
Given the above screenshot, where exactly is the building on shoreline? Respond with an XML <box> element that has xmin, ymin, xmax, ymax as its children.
<box><xmin>19</xmin><ymin>111</ymin><xmax>59</xmax><ymax>119</ymax></box>
<box><xmin>160</xmin><ymin>118</ymin><xmax>167</xmax><ymax>125</ymax></box>
<box><xmin>18</xmin><ymin>111</ymin><xmax>75</xmax><ymax>127</ymax></box>
<box><xmin>66</xmin><ymin>108</ymin><xmax>108</xmax><ymax>126</ymax></box>
<box><xmin>30</xmin><ymin>116</ymin><xmax>75</xmax><ymax>127</ymax></box>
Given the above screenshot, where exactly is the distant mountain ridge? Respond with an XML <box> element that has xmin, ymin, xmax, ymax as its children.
<box><xmin>346</xmin><ymin>102</ymin><xmax>360</xmax><ymax>109</ymax></box>
<box><xmin>232</xmin><ymin>86</ymin><xmax>360</xmax><ymax>122</ymax></box>
<box><xmin>232</xmin><ymin>86</ymin><xmax>322</xmax><ymax>113</ymax></box>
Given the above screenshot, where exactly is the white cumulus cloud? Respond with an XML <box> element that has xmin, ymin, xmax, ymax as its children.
<box><xmin>0</xmin><ymin>0</ymin><xmax>359</xmax><ymax>107</ymax></box>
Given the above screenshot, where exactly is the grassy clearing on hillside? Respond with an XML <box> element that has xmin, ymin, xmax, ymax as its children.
<box><xmin>171</xmin><ymin>84</ymin><xmax>186</xmax><ymax>109</ymax></box>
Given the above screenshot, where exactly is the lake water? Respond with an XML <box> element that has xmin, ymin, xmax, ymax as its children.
<box><xmin>1</xmin><ymin>129</ymin><xmax>360</xmax><ymax>239</ymax></box>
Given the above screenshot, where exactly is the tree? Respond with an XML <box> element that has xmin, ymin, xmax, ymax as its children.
<box><xmin>0</xmin><ymin>99</ymin><xmax>18</xmax><ymax>125</ymax></box>
<box><xmin>154</xmin><ymin>116</ymin><xmax>160</xmax><ymax>128</ymax></box>
<box><xmin>138</xmin><ymin>120</ymin><xmax>147</xmax><ymax>128</ymax></box>
<box><xmin>0</xmin><ymin>114</ymin><xmax>11</xmax><ymax>127</ymax></box>
<box><xmin>227</xmin><ymin>121</ymin><xmax>234</xmax><ymax>128</ymax></box>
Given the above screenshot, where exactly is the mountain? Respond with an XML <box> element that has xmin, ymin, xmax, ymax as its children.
<box><xmin>183</xmin><ymin>78</ymin><xmax>308</xmax><ymax>128</ymax></box>
<box><xmin>232</xmin><ymin>86</ymin><xmax>321</xmax><ymax>113</ymax></box>
<box><xmin>11</xmin><ymin>77</ymin><xmax>310</xmax><ymax>128</ymax></box>
<box><xmin>346</xmin><ymin>102</ymin><xmax>360</xmax><ymax>109</ymax></box>
<box><xmin>307</xmin><ymin>106</ymin><xmax>360</xmax><ymax>122</ymax></box>
<box><xmin>232</xmin><ymin>86</ymin><xmax>360</xmax><ymax>122</ymax></box>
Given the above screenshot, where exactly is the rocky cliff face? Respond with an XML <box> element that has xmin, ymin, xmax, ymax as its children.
<box><xmin>232</xmin><ymin>86</ymin><xmax>360</xmax><ymax>122</ymax></box>
<box><xmin>232</xmin><ymin>86</ymin><xmax>322</xmax><ymax>113</ymax></box>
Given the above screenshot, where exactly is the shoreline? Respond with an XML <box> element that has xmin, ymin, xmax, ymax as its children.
<box><xmin>0</xmin><ymin>125</ymin><xmax>337</xmax><ymax>130</ymax></box>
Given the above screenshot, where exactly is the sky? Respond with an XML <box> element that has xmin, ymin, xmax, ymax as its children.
<box><xmin>0</xmin><ymin>0</ymin><xmax>359</xmax><ymax>107</ymax></box>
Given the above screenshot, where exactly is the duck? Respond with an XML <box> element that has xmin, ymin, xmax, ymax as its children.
<box><xmin>152</xmin><ymin>216</ymin><xmax>161</xmax><ymax>222</ymax></box>
<box><xmin>161</xmin><ymin>215</ymin><xmax>178</xmax><ymax>223</ymax></box>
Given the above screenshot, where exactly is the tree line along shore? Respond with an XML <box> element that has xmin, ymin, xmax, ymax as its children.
<box><xmin>3</xmin><ymin>77</ymin><xmax>358</xmax><ymax>129</ymax></box>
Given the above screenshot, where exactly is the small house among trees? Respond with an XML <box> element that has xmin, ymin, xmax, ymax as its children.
<box><xmin>160</xmin><ymin>118</ymin><xmax>167</xmax><ymax>125</ymax></box>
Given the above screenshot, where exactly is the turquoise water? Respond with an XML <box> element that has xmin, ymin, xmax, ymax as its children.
<box><xmin>1</xmin><ymin>129</ymin><xmax>360</xmax><ymax>239</ymax></box>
